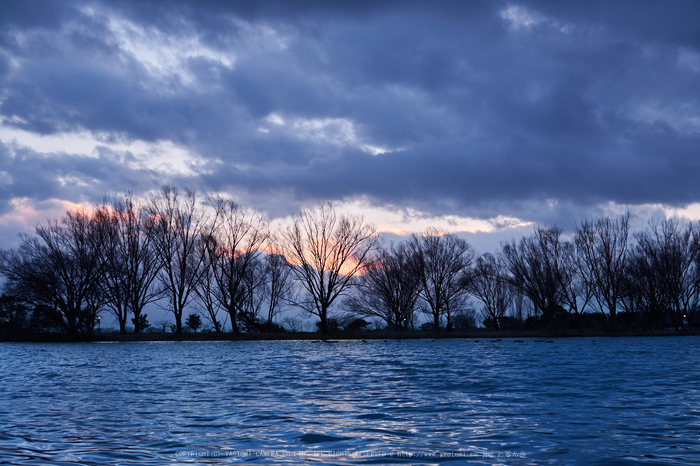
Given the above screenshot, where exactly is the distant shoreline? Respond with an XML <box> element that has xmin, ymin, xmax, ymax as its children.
<box><xmin>1</xmin><ymin>328</ymin><xmax>698</xmax><ymax>343</ymax></box>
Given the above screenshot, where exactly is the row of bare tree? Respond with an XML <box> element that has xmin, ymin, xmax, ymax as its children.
<box><xmin>332</xmin><ymin>212</ymin><xmax>700</xmax><ymax>332</ymax></box>
<box><xmin>2</xmin><ymin>187</ymin><xmax>700</xmax><ymax>335</ymax></box>
<box><xmin>502</xmin><ymin>214</ymin><xmax>700</xmax><ymax>331</ymax></box>
<box><xmin>0</xmin><ymin>187</ymin><xmax>374</xmax><ymax>335</ymax></box>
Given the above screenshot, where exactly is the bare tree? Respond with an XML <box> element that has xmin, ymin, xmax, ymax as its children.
<box><xmin>262</xmin><ymin>252</ymin><xmax>295</xmax><ymax>331</ymax></box>
<box><xmin>501</xmin><ymin>225</ymin><xmax>568</xmax><ymax>327</ymax></box>
<box><xmin>99</xmin><ymin>194</ymin><xmax>162</xmax><ymax>334</ymax></box>
<box><xmin>470</xmin><ymin>253</ymin><xmax>512</xmax><ymax>331</ymax></box>
<box><xmin>560</xmin><ymin>241</ymin><xmax>594</xmax><ymax>328</ymax></box>
<box><xmin>193</xmin><ymin>247</ymin><xmax>226</xmax><ymax>332</ymax></box>
<box><xmin>94</xmin><ymin>203</ymin><xmax>130</xmax><ymax>334</ymax></box>
<box><xmin>235</xmin><ymin>255</ymin><xmax>268</xmax><ymax>331</ymax></box>
<box><xmin>408</xmin><ymin>229</ymin><xmax>474</xmax><ymax>332</ymax></box>
<box><xmin>154</xmin><ymin>319</ymin><xmax>171</xmax><ymax>333</ymax></box>
<box><xmin>282</xmin><ymin>316</ymin><xmax>303</xmax><ymax>332</ymax></box>
<box><xmin>624</xmin><ymin>243</ymin><xmax>667</xmax><ymax>330</ymax></box>
<box><xmin>511</xmin><ymin>287</ymin><xmax>527</xmax><ymax>328</ymax></box>
<box><xmin>64</xmin><ymin>209</ymin><xmax>110</xmax><ymax>334</ymax></box>
<box><xmin>205</xmin><ymin>197</ymin><xmax>269</xmax><ymax>333</ymax></box>
<box><xmin>147</xmin><ymin>186</ymin><xmax>218</xmax><ymax>334</ymax></box>
<box><xmin>632</xmin><ymin>219</ymin><xmax>700</xmax><ymax>329</ymax></box>
<box><xmin>574</xmin><ymin>212</ymin><xmax>630</xmax><ymax>329</ymax></box>
<box><xmin>0</xmin><ymin>208</ymin><xmax>107</xmax><ymax>335</ymax></box>
<box><xmin>344</xmin><ymin>242</ymin><xmax>421</xmax><ymax>331</ymax></box>
<box><xmin>278</xmin><ymin>203</ymin><xmax>378</xmax><ymax>334</ymax></box>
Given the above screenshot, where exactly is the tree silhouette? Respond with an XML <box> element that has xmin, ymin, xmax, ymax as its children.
<box><xmin>262</xmin><ymin>253</ymin><xmax>295</xmax><ymax>331</ymax></box>
<box><xmin>99</xmin><ymin>193</ymin><xmax>161</xmax><ymax>334</ymax></box>
<box><xmin>154</xmin><ymin>319</ymin><xmax>170</xmax><ymax>333</ymax></box>
<box><xmin>470</xmin><ymin>253</ymin><xmax>511</xmax><ymax>331</ymax></box>
<box><xmin>344</xmin><ymin>242</ymin><xmax>421</xmax><ymax>331</ymax></box>
<box><xmin>501</xmin><ymin>225</ymin><xmax>569</xmax><ymax>328</ymax></box>
<box><xmin>0</xmin><ymin>208</ymin><xmax>107</xmax><ymax>335</ymax></box>
<box><xmin>631</xmin><ymin>219</ymin><xmax>700</xmax><ymax>329</ymax></box>
<box><xmin>202</xmin><ymin>197</ymin><xmax>269</xmax><ymax>333</ymax></box>
<box><xmin>575</xmin><ymin>212</ymin><xmax>630</xmax><ymax>330</ymax></box>
<box><xmin>408</xmin><ymin>229</ymin><xmax>474</xmax><ymax>332</ymax></box>
<box><xmin>279</xmin><ymin>203</ymin><xmax>377</xmax><ymax>334</ymax></box>
<box><xmin>0</xmin><ymin>293</ymin><xmax>30</xmax><ymax>334</ymax></box>
<box><xmin>281</xmin><ymin>316</ymin><xmax>302</xmax><ymax>332</ymax></box>
<box><xmin>131</xmin><ymin>313</ymin><xmax>150</xmax><ymax>331</ymax></box>
<box><xmin>185</xmin><ymin>313</ymin><xmax>202</xmax><ymax>333</ymax></box>
<box><xmin>148</xmin><ymin>186</ymin><xmax>218</xmax><ymax>334</ymax></box>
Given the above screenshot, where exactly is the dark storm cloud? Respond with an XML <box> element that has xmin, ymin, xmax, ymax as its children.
<box><xmin>0</xmin><ymin>0</ymin><xmax>699</xmax><ymax>231</ymax></box>
<box><xmin>0</xmin><ymin>141</ymin><xmax>165</xmax><ymax>215</ymax></box>
<box><xmin>525</xmin><ymin>0</ymin><xmax>700</xmax><ymax>48</ymax></box>
<box><xmin>0</xmin><ymin>1</ymin><xmax>74</xmax><ymax>31</ymax></box>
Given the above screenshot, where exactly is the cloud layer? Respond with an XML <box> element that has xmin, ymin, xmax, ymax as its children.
<box><xmin>1</xmin><ymin>0</ymin><xmax>699</xmax><ymax>246</ymax></box>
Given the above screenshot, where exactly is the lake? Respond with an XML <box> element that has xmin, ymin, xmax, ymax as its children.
<box><xmin>0</xmin><ymin>337</ymin><xmax>699</xmax><ymax>464</ymax></box>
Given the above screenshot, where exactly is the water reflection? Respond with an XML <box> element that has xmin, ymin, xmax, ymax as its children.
<box><xmin>0</xmin><ymin>338</ymin><xmax>699</xmax><ymax>464</ymax></box>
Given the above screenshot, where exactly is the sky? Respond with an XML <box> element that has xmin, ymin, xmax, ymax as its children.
<box><xmin>1</xmin><ymin>0</ymin><xmax>699</xmax><ymax>255</ymax></box>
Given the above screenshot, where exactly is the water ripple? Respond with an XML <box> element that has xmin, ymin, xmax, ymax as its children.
<box><xmin>1</xmin><ymin>337</ymin><xmax>700</xmax><ymax>464</ymax></box>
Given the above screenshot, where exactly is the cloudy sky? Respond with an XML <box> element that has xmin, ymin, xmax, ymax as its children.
<box><xmin>1</xmin><ymin>0</ymin><xmax>699</xmax><ymax>252</ymax></box>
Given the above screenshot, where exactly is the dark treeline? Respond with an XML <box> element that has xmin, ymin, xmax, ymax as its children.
<box><xmin>2</xmin><ymin>187</ymin><xmax>700</xmax><ymax>338</ymax></box>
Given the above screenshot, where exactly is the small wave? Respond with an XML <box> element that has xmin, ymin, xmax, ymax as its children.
<box><xmin>296</xmin><ymin>433</ymin><xmax>349</xmax><ymax>444</ymax></box>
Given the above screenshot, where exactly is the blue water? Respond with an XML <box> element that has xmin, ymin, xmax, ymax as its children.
<box><xmin>0</xmin><ymin>337</ymin><xmax>699</xmax><ymax>465</ymax></box>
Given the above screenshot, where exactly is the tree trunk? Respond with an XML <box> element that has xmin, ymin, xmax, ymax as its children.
<box><xmin>133</xmin><ymin>309</ymin><xmax>142</xmax><ymax>333</ymax></box>
<box><xmin>174</xmin><ymin>309</ymin><xmax>183</xmax><ymax>334</ymax></box>
<box><xmin>318</xmin><ymin>311</ymin><xmax>328</xmax><ymax>334</ymax></box>
<box><xmin>228</xmin><ymin>307</ymin><xmax>239</xmax><ymax>333</ymax></box>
